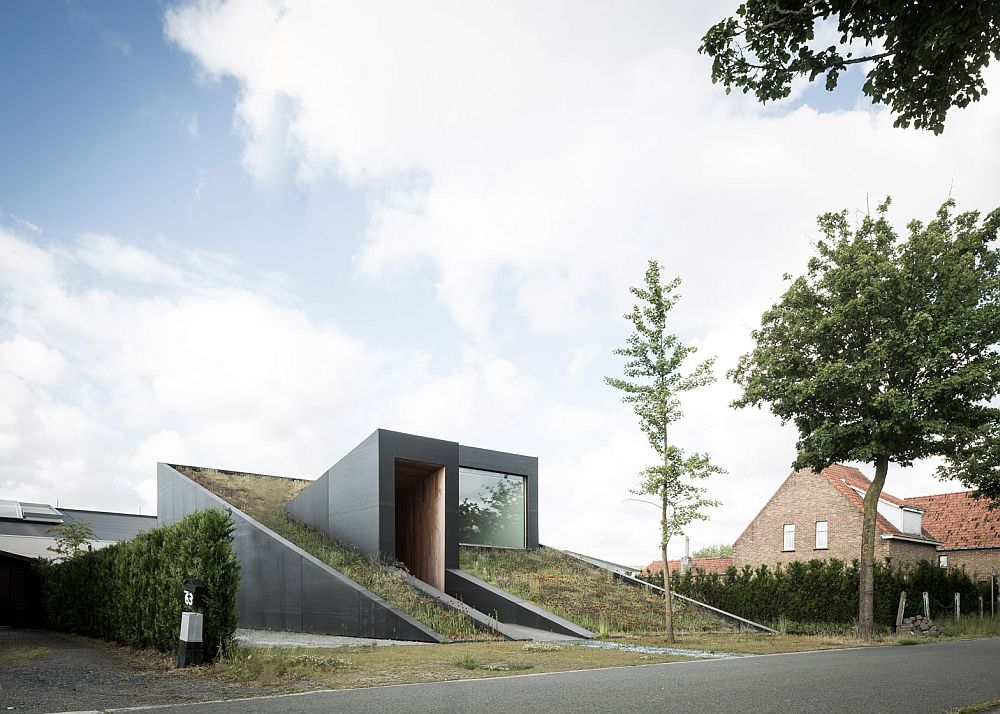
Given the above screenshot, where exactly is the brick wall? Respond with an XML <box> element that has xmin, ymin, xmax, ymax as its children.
<box><xmin>881</xmin><ymin>537</ymin><xmax>937</xmax><ymax>564</ymax></box>
<box><xmin>940</xmin><ymin>548</ymin><xmax>1000</xmax><ymax>578</ymax></box>
<box><xmin>734</xmin><ymin>469</ymin><xmax>935</xmax><ymax>569</ymax></box>
<box><xmin>734</xmin><ymin>469</ymin><xmax>867</xmax><ymax>568</ymax></box>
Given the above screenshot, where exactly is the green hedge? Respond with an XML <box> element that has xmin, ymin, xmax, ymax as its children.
<box><xmin>646</xmin><ymin>559</ymin><xmax>983</xmax><ymax>630</ymax></box>
<box><xmin>36</xmin><ymin>509</ymin><xmax>239</xmax><ymax>659</ymax></box>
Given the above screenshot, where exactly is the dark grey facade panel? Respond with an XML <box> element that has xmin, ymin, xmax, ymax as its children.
<box><xmin>377</xmin><ymin>429</ymin><xmax>460</xmax><ymax>568</ymax></box>
<box><xmin>157</xmin><ymin>463</ymin><xmax>443</xmax><ymax>642</ymax></box>
<box><xmin>325</xmin><ymin>430</ymin><xmax>382</xmax><ymax>558</ymax></box>
<box><xmin>445</xmin><ymin>569</ymin><xmax>592</xmax><ymax>639</ymax></box>
<box><xmin>284</xmin><ymin>471</ymin><xmax>329</xmax><ymax>535</ymax></box>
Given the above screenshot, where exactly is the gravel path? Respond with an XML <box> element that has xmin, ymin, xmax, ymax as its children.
<box><xmin>235</xmin><ymin>628</ymin><xmax>431</xmax><ymax>649</ymax></box>
<box><xmin>0</xmin><ymin>629</ymin><xmax>268</xmax><ymax>713</ymax></box>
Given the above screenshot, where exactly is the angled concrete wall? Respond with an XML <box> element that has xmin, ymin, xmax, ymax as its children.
<box><xmin>157</xmin><ymin>463</ymin><xmax>442</xmax><ymax>642</ymax></box>
<box><xmin>445</xmin><ymin>569</ymin><xmax>592</xmax><ymax>638</ymax></box>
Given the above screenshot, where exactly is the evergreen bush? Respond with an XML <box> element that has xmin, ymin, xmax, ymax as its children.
<box><xmin>36</xmin><ymin>508</ymin><xmax>239</xmax><ymax>659</ymax></box>
<box><xmin>645</xmin><ymin>558</ymin><xmax>984</xmax><ymax>631</ymax></box>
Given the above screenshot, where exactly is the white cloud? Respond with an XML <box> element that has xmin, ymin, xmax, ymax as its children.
<box><xmin>160</xmin><ymin>0</ymin><xmax>1000</xmax><ymax>564</ymax></box>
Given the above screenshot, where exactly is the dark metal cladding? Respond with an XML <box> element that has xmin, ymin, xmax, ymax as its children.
<box><xmin>156</xmin><ymin>463</ymin><xmax>443</xmax><ymax>642</ymax></box>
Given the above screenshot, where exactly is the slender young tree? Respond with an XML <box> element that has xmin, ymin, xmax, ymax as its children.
<box><xmin>606</xmin><ymin>260</ymin><xmax>724</xmax><ymax>644</ymax></box>
<box><xmin>731</xmin><ymin>198</ymin><xmax>1000</xmax><ymax>640</ymax></box>
<box><xmin>46</xmin><ymin>519</ymin><xmax>94</xmax><ymax>560</ymax></box>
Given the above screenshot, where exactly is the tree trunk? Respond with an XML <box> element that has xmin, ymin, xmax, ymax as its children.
<box><xmin>661</xmin><ymin>494</ymin><xmax>674</xmax><ymax>645</ymax></box>
<box><xmin>859</xmin><ymin>454</ymin><xmax>889</xmax><ymax>640</ymax></box>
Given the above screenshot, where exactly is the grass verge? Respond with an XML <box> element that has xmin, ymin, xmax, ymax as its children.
<box><xmin>0</xmin><ymin>641</ymin><xmax>55</xmax><ymax>665</ymax></box>
<box><xmin>459</xmin><ymin>545</ymin><xmax>729</xmax><ymax>636</ymax></box>
<box><xmin>175</xmin><ymin>465</ymin><xmax>493</xmax><ymax>641</ymax></box>
<box><xmin>205</xmin><ymin>641</ymin><xmax>694</xmax><ymax>689</ymax></box>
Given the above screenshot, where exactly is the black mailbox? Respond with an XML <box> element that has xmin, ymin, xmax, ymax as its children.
<box><xmin>183</xmin><ymin>578</ymin><xmax>207</xmax><ymax>611</ymax></box>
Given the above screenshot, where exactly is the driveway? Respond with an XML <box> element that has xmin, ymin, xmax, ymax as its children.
<box><xmin>0</xmin><ymin>629</ymin><xmax>267</xmax><ymax>713</ymax></box>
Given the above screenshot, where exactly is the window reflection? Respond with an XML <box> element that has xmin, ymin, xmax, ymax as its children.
<box><xmin>458</xmin><ymin>468</ymin><xmax>526</xmax><ymax>548</ymax></box>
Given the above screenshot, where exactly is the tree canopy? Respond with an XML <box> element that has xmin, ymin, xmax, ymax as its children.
<box><xmin>47</xmin><ymin>519</ymin><xmax>95</xmax><ymax>560</ymax></box>
<box><xmin>730</xmin><ymin>197</ymin><xmax>1000</xmax><ymax>636</ymax></box>
<box><xmin>731</xmin><ymin>198</ymin><xmax>1000</xmax><ymax>477</ymax></box>
<box><xmin>692</xmin><ymin>543</ymin><xmax>734</xmax><ymax>559</ymax></box>
<box><xmin>700</xmin><ymin>1</ymin><xmax>1000</xmax><ymax>134</ymax></box>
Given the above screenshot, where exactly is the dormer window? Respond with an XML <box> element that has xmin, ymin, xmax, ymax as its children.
<box><xmin>847</xmin><ymin>483</ymin><xmax>923</xmax><ymax>535</ymax></box>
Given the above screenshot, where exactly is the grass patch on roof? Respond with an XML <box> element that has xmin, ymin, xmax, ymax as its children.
<box><xmin>174</xmin><ymin>465</ymin><xmax>495</xmax><ymax>642</ymax></box>
<box><xmin>459</xmin><ymin>545</ymin><xmax>732</xmax><ymax>637</ymax></box>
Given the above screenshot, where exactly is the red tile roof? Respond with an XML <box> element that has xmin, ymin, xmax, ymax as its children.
<box><xmin>643</xmin><ymin>556</ymin><xmax>734</xmax><ymax>576</ymax></box>
<box><xmin>818</xmin><ymin>464</ymin><xmax>910</xmax><ymax>537</ymax></box>
<box><xmin>906</xmin><ymin>491</ymin><xmax>1000</xmax><ymax>550</ymax></box>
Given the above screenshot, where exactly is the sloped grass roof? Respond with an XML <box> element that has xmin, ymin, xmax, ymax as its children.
<box><xmin>460</xmin><ymin>545</ymin><xmax>732</xmax><ymax>636</ymax></box>
<box><xmin>174</xmin><ymin>465</ymin><xmax>493</xmax><ymax>641</ymax></box>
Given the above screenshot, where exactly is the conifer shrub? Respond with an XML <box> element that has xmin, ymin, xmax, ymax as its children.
<box><xmin>36</xmin><ymin>508</ymin><xmax>239</xmax><ymax>659</ymax></box>
<box><xmin>653</xmin><ymin>558</ymin><xmax>984</xmax><ymax>631</ymax></box>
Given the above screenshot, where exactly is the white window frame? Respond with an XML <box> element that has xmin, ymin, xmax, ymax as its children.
<box><xmin>939</xmin><ymin>554</ymin><xmax>948</xmax><ymax>568</ymax></box>
<box><xmin>783</xmin><ymin>523</ymin><xmax>795</xmax><ymax>551</ymax></box>
<box><xmin>815</xmin><ymin>521</ymin><xmax>828</xmax><ymax>550</ymax></box>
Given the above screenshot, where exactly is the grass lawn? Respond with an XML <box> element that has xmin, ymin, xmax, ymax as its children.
<box><xmin>459</xmin><ymin>545</ymin><xmax>730</xmax><ymax>636</ymax></box>
<box><xmin>203</xmin><ymin>640</ymin><xmax>695</xmax><ymax>690</ymax></box>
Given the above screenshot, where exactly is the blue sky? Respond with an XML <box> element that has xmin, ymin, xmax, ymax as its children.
<box><xmin>1</xmin><ymin>1</ymin><xmax>997</xmax><ymax>564</ymax></box>
<box><xmin>0</xmin><ymin>1</ymin><xmax>467</xmax><ymax>359</ymax></box>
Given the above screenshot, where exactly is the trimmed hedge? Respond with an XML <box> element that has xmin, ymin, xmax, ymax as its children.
<box><xmin>646</xmin><ymin>559</ymin><xmax>983</xmax><ymax>630</ymax></box>
<box><xmin>36</xmin><ymin>508</ymin><xmax>239</xmax><ymax>659</ymax></box>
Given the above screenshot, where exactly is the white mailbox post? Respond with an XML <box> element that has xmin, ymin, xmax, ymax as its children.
<box><xmin>177</xmin><ymin>578</ymin><xmax>206</xmax><ymax>667</ymax></box>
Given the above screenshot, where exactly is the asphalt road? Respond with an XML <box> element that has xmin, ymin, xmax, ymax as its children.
<box><xmin>82</xmin><ymin>638</ymin><xmax>1000</xmax><ymax>714</ymax></box>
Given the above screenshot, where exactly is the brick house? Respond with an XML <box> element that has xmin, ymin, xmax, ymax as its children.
<box><xmin>907</xmin><ymin>491</ymin><xmax>1000</xmax><ymax>577</ymax></box>
<box><xmin>733</xmin><ymin>465</ymin><xmax>941</xmax><ymax>569</ymax></box>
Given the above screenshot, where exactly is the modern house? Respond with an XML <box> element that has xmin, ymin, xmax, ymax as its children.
<box><xmin>733</xmin><ymin>464</ymin><xmax>1000</xmax><ymax>577</ymax></box>
<box><xmin>157</xmin><ymin>428</ymin><xmax>591</xmax><ymax>642</ymax></box>
<box><xmin>0</xmin><ymin>500</ymin><xmax>155</xmax><ymax>627</ymax></box>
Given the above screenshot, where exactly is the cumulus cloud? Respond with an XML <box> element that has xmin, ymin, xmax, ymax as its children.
<box><xmin>157</xmin><ymin>0</ymin><xmax>1000</xmax><ymax>563</ymax></box>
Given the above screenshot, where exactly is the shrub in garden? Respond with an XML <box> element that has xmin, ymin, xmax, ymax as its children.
<box><xmin>36</xmin><ymin>508</ymin><xmax>239</xmax><ymax>659</ymax></box>
<box><xmin>659</xmin><ymin>558</ymin><xmax>983</xmax><ymax>630</ymax></box>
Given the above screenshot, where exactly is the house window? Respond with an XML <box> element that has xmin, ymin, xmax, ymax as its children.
<box><xmin>815</xmin><ymin>521</ymin><xmax>828</xmax><ymax>550</ymax></box>
<box><xmin>783</xmin><ymin>524</ymin><xmax>795</xmax><ymax>551</ymax></box>
<box><xmin>939</xmin><ymin>555</ymin><xmax>948</xmax><ymax>568</ymax></box>
<box><xmin>458</xmin><ymin>467</ymin><xmax>527</xmax><ymax>549</ymax></box>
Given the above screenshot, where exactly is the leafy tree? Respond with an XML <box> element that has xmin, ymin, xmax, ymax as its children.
<box><xmin>692</xmin><ymin>543</ymin><xmax>734</xmax><ymax>559</ymax></box>
<box><xmin>731</xmin><ymin>198</ymin><xmax>1000</xmax><ymax>639</ymax></box>
<box><xmin>47</xmin><ymin>519</ymin><xmax>95</xmax><ymax>560</ymax></box>
<box><xmin>699</xmin><ymin>2</ymin><xmax>1000</xmax><ymax>134</ymax></box>
<box><xmin>606</xmin><ymin>260</ymin><xmax>724</xmax><ymax>644</ymax></box>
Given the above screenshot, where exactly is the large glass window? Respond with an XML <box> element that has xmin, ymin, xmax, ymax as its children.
<box><xmin>458</xmin><ymin>467</ymin><xmax>526</xmax><ymax>548</ymax></box>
